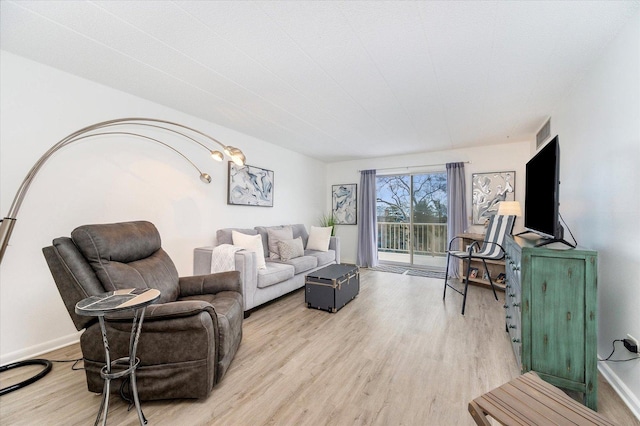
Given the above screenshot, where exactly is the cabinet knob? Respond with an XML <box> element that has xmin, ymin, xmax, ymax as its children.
<box><xmin>509</xmin><ymin>293</ymin><xmax>516</xmax><ymax>298</ymax></box>
<box><xmin>512</xmin><ymin>338</ymin><xmax>521</xmax><ymax>343</ymax></box>
<box><xmin>503</xmin><ymin>304</ymin><xmax>509</xmax><ymax>309</ymax></box>
<box><xmin>513</xmin><ymin>302</ymin><xmax>520</xmax><ymax>307</ymax></box>
<box><xmin>508</xmin><ymin>324</ymin><xmax>517</xmax><ymax>329</ymax></box>
<box><xmin>506</xmin><ymin>315</ymin><xmax>512</xmax><ymax>319</ymax></box>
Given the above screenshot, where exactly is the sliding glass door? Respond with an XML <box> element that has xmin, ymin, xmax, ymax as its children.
<box><xmin>376</xmin><ymin>173</ymin><xmax>448</xmax><ymax>268</ymax></box>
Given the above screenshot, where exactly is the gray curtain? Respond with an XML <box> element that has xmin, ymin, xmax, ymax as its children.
<box><xmin>446</xmin><ymin>162</ymin><xmax>467</xmax><ymax>278</ymax></box>
<box><xmin>357</xmin><ymin>169</ymin><xmax>378</xmax><ymax>267</ymax></box>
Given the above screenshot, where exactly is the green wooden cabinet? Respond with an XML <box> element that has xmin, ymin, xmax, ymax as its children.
<box><xmin>505</xmin><ymin>235</ymin><xmax>598</xmax><ymax>410</ymax></box>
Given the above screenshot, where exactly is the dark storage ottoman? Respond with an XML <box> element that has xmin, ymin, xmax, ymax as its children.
<box><xmin>305</xmin><ymin>264</ymin><xmax>359</xmax><ymax>313</ymax></box>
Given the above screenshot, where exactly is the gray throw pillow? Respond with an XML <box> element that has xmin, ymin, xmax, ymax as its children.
<box><xmin>277</xmin><ymin>237</ymin><xmax>304</xmax><ymax>262</ymax></box>
<box><xmin>267</xmin><ymin>226</ymin><xmax>293</xmax><ymax>259</ymax></box>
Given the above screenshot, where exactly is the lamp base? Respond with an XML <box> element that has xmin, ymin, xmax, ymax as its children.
<box><xmin>0</xmin><ymin>359</ymin><xmax>52</xmax><ymax>396</ymax></box>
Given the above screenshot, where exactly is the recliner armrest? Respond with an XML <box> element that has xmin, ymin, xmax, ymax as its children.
<box><xmin>105</xmin><ymin>300</ymin><xmax>216</xmax><ymax>322</ymax></box>
<box><xmin>179</xmin><ymin>271</ymin><xmax>242</xmax><ymax>297</ymax></box>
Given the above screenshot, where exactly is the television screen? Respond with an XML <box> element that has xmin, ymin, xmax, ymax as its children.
<box><xmin>524</xmin><ymin>136</ymin><xmax>560</xmax><ymax>240</ymax></box>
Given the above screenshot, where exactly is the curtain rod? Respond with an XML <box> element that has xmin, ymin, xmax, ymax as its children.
<box><xmin>358</xmin><ymin>161</ymin><xmax>470</xmax><ymax>173</ymax></box>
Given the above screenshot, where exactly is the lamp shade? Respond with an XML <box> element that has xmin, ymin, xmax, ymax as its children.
<box><xmin>497</xmin><ymin>201</ymin><xmax>522</xmax><ymax>217</ymax></box>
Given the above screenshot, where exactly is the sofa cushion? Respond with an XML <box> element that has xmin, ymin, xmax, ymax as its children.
<box><xmin>281</xmin><ymin>255</ymin><xmax>318</xmax><ymax>275</ymax></box>
<box><xmin>289</xmin><ymin>224</ymin><xmax>310</xmax><ymax>247</ymax></box>
<box><xmin>257</xmin><ymin>262</ymin><xmax>295</xmax><ymax>289</ymax></box>
<box><xmin>306</xmin><ymin>226</ymin><xmax>332</xmax><ymax>251</ymax></box>
<box><xmin>216</xmin><ymin>228</ymin><xmax>257</xmax><ymax>246</ymax></box>
<box><xmin>277</xmin><ymin>237</ymin><xmax>304</xmax><ymax>262</ymax></box>
<box><xmin>305</xmin><ymin>249</ymin><xmax>336</xmax><ymax>267</ymax></box>
<box><xmin>232</xmin><ymin>231</ymin><xmax>266</xmax><ymax>269</ymax></box>
<box><xmin>267</xmin><ymin>226</ymin><xmax>293</xmax><ymax>260</ymax></box>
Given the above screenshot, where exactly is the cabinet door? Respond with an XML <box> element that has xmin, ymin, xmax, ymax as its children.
<box><xmin>529</xmin><ymin>255</ymin><xmax>586</xmax><ymax>383</ymax></box>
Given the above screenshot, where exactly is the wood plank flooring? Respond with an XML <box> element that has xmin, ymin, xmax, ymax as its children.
<box><xmin>1</xmin><ymin>270</ymin><xmax>637</xmax><ymax>425</ymax></box>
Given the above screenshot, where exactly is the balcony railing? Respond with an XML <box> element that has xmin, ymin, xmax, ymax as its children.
<box><xmin>377</xmin><ymin>222</ymin><xmax>448</xmax><ymax>256</ymax></box>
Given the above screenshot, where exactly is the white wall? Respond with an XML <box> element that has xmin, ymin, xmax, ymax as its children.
<box><xmin>0</xmin><ymin>51</ymin><xmax>327</xmax><ymax>364</ymax></box>
<box><xmin>326</xmin><ymin>141</ymin><xmax>530</xmax><ymax>264</ymax></box>
<box><xmin>549</xmin><ymin>10</ymin><xmax>640</xmax><ymax>417</ymax></box>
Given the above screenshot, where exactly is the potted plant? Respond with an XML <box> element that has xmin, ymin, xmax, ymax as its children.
<box><xmin>319</xmin><ymin>213</ymin><xmax>336</xmax><ymax>236</ymax></box>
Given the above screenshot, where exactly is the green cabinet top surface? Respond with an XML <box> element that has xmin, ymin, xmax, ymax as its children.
<box><xmin>511</xmin><ymin>235</ymin><xmax>596</xmax><ymax>258</ymax></box>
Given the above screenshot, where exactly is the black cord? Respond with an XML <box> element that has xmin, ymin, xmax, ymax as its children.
<box><xmin>119</xmin><ymin>378</ymin><xmax>147</xmax><ymax>423</ymax></box>
<box><xmin>48</xmin><ymin>358</ymin><xmax>84</xmax><ymax>370</ymax></box>
<box><xmin>120</xmin><ymin>377</ymin><xmax>133</xmax><ymax>407</ymax></box>
<box><xmin>599</xmin><ymin>339</ymin><xmax>623</xmax><ymax>361</ymax></box>
<box><xmin>558</xmin><ymin>212</ymin><xmax>578</xmax><ymax>247</ymax></box>
<box><xmin>602</xmin><ymin>358</ymin><xmax>640</xmax><ymax>362</ymax></box>
<box><xmin>598</xmin><ymin>339</ymin><xmax>640</xmax><ymax>362</ymax></box>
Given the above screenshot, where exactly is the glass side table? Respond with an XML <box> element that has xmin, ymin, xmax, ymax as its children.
<box><xmin>75</xmin><ymin>288</ymin><xmax>160</xmax><ymax>426</ymax></box>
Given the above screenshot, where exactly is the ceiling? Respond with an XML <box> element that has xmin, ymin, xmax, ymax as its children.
<box><xmin>1</xmin><ymin>1</ymin><xmax>638</xmax><ymax>163</ymax></box>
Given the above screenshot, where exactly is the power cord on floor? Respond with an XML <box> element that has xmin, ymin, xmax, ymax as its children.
<box><xmin>0</xmin><ymin>357</ymin><xmax>83</xmax><ymax>396</ymax></box>
<box><xmin>598</xmin><ymin>339</ymin><xmax>640</xmax><ymax>362</ymax></box>
<box><xmin>49</xmin><ymin>357</ymin><xmax>85</xmax><ymax>370</ymax></box>
<box><xmin>119</xmin><ymin>377</ymin><xmax>148</xmax><ymax>423</ymax></box>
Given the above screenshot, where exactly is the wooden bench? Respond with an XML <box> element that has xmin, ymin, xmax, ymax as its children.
<box><xmin>469</xmin><ymin>372</ymin><xmax>616</xmax><ymax>426</ymax></box>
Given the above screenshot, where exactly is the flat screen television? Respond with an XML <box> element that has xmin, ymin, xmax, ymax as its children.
<box><xmin>523</xmin><ymin>136</ymin><xmax>573</xmax><ymax>247</ymax></box>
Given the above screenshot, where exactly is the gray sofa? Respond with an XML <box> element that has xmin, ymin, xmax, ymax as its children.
<box><xmin>194</xmin><ymin>224</ymin><xmax>340</xmax><ymax>313</ymax></box>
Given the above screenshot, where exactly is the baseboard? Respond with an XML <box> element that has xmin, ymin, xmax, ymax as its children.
<box><xmin>598</xmin><ymin>361</ymin><xmax>640</xmax><ymax>420</ymax></box>
<box><xmin>0</xmin><ymin>331</ymin><xmax>82</xmax><ymax>366</ymax></box>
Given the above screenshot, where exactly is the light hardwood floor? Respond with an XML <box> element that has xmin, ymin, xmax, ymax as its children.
<box><xmin>1</xmin><ymin>270</ymin><xmax>638</xmax><ymax>425</ymax></box>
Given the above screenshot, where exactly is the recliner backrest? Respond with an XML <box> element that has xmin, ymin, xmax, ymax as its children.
<box><xmin>70</xmin><ymin>221</ymin><xmax>180</xmax><ymax>304</ymax></box>
<box><xmin>43</xmin><ymin>237</ymin><xmax>106</xmax><ymax>330</ymax></box>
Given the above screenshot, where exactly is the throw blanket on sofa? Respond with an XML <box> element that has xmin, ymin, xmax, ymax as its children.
<box><xmin>211</xmin><ymin>244</ymin><xmax>243</xmax><ymax>273</ymax></box>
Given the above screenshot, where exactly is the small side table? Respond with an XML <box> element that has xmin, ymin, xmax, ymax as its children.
<box><xmin>76</xmin><ymin>288</ymin><xmax>160</xmax><ymax>426</ymax></box>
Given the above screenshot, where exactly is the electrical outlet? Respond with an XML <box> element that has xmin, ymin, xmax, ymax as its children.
<box><xmin>624</xmin><ymin>334</ymin><xmax>639</xmax><ymax>353</ymax></box>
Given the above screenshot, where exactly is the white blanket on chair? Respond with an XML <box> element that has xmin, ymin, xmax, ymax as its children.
<box><xmin>210</xmin><ymin>244</ymin><xmax>243</xmax><ymax>273</ymax></box>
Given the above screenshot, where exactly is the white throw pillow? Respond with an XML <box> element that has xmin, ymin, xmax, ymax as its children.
<box><xmin>232</xmin><ymin>230</ymin><xmax>266</xmax><ymax>269</ymax></box>
<box><xmin>306</xmin><ymin>226</ymin><xmax>332</xmax><ymax>252</ymax></box>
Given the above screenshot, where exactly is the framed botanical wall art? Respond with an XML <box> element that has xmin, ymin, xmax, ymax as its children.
<box><xmin>471</xmin><ymin>171</ymin><xmax>515</xmax><ymax>224</ymax></box>
<box><xmin>332</xmin><ymin>184</ymin><xmax>357</xmax><ymax>225</ymax></box>
<box><xmin>228</xmin><ymin>162</ymin><xmax>274</xmax><ymax>207</ymax></box>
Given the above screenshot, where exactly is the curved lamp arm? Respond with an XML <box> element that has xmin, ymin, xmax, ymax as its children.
<box><xmin>87</xmin><ymin>118</ymin><xmax>246</xmax><ymax>166</ymax></box>
<box><xmin>0</xmin><ymin>118</ymin><xmax>246</xmax><ymax>264</ymax></box>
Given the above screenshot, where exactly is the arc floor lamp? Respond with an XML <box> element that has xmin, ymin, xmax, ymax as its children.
<box><xmin>0</xmin><ymin>118</ymin><xmax>246</xmax><ymax>395</ymax></box>
<box><xmin>0</xmin><ymin>117</ymin><xmax>246</xmax><ymax>264</ymax></box>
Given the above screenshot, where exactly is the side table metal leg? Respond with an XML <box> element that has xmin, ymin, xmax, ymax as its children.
<box><xmin>129</xmin><ymin>308</ymin><xmax>148</xmax><ymax>425</ymax></box>
<box><xmin>95</xmin><ymin>374</ymin><xmax>111</xmax><ymax>426</ymax></box>
<box><xmin>96</xmin><ymin>316</ymin><xmax>112</xmax><ymax>426</ymax></box>
<box><xmin>130</xmin><ymin>369</ymin><xmax>146</xmax><ymax>424</ymax></box>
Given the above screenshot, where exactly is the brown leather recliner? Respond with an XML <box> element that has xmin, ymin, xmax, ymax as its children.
<box><xmin>42</xmin><ymin>221</ymin><xmax>243</xmax><ymax>400</ymax></box>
